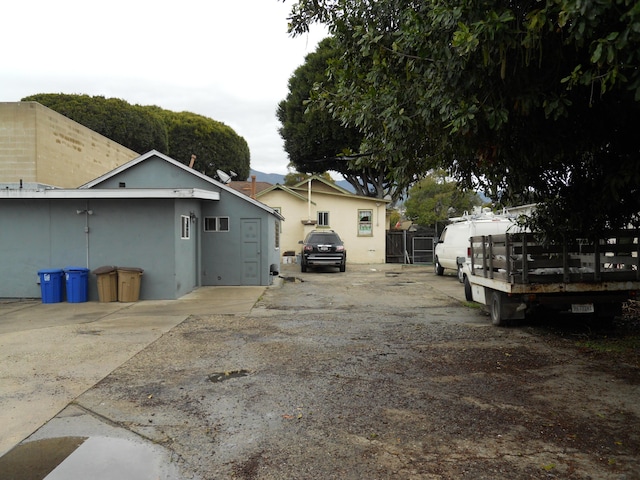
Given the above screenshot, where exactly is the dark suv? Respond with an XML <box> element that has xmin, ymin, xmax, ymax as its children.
<box><xmin>299</xmin><ymin>230</ymin><xmax>346</xmax><ymax>272</ymax></box>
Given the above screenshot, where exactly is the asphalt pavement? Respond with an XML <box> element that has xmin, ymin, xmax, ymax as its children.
<box><xmin>0</xmin><ymin>264</ymin><xmax>466</xmax><ymax>479</ymax></box>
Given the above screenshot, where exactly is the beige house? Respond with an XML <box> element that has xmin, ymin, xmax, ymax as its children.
<box><xmin>0</xmin><ymin>102</ymin><xmax>138</xmax><ymax>188</ymax></box>
<box><xmin>256</xmin><ymin>176</ymin><xmax>390</xmax><ymax>264</ymax></box>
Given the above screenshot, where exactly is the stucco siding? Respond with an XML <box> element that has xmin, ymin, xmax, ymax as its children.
<box><xmin>259</xmin><ymin>189</ymin><xmax>386</xmax><ymax>264</ymax></box>
<box><xmin>0</xmin><ymin>197</ymin><xmax>203</xmax><ymax>300</ymax></box>
<box><xmin>200</xmin><ymin>190</ymin><xmax>276</xmax><ymax>286</ymax></box>
<box><xmin>91</xmin><ymin>156</ymin><xmax>218</xmax><ymax>191</ymax></box>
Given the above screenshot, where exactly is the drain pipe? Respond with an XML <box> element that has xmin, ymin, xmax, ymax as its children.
<box><xmin>307</xmin><ymin>177</ymin><xmax>312</xmax><ymax>222</ymax></box>
<box><xmin>76</xmin><ymin>203</ymin><xmax>93</xmax><ymax>268</ymax></box>
<box><xmin>84</xmin><ymin>203</ymin><xmax>90</xmax><ymax>268</ymax></box>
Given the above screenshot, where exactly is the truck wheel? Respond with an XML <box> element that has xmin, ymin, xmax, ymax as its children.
<box><xmin>457</xmin><ymin>264</ymin><xmax>464</xmax><ymax>283</ymax></box>
<box><xmin>490</xmin><ymin>292</ymin><xmax>505</xmax><ymax>326</ymax></box>
<box><xmin>464</xmin><ymin>276</ymin><xmax>473</xmax><ymax>302</ymax></box>
<box><xmin>301</xmin><ymin>262</ymin><xmax>307</xmax><ymax>273</ymax></box>
<box><xmin>434</xmin><ymin>257</ymin><xmax>444</xmax><ymax>276</ymax></box>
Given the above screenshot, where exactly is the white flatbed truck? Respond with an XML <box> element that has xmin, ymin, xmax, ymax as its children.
<box><xmin>462</xmin><ymin>230</ymin><xmax>640</xmax><ymax>325</ymax></box>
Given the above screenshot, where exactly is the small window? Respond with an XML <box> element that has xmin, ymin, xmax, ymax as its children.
<box><xmin>204</xmin><ymin>216</ymin><xmax>230</xmax><ymax>232</ymax></box>
<box><xmin>181</xmin><ymin>215</ymin><xmax>190</xmax><ymax>239</ymax></box>
<box><xmin>317</xmin><ymin>211</ymin><xmax>330</xmax><ymax>227</ymax></box>
<box><xmin>358</xmin><ymin>209</ymin><xmax>373</xmax><ymax>236</ymax></box>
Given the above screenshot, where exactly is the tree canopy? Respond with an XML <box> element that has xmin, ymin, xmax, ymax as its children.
<box><xmin>404</xmin><ymin>171</ymin><xmax>482</xmax><ymax>227</ymax></box>
<box><xmin>22</xmin><ymin>93</ymin><xmax>250</xmax><ymax>180</ymax></box>
<box><xmin>285</xmin><ymin>0</ymin><xmax>640</xmax><ymax>238</ymax></box>
<box><xmin>277</xmin><ymin>37</ymin><xmax>405</xmax><ymax>199</ymax></box>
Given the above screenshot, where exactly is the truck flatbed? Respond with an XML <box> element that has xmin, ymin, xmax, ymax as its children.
<box><xmin>463</xmin><ymin>230</ymin><xmax>640</xmax><ymax>325</ymax></box>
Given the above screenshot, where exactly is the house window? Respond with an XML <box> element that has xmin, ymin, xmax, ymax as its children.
<box><xmin>358</xmin><ymin>209</ymin><xmax>373</xmax><ymax>236</ymax></box>
<box><xmin>204</xmin><ymin>216</ymin><xmax>230</xmax><ymax>232</ymax></box>
<box><xmin>181</xmin><ymin>215</ymin><xmax>190</xmax><ymax>239</ymax></box>
<box><xmin>317</xmin><ymin>211</ymin><xmax>330</xmax><ymax>227</ymax></box>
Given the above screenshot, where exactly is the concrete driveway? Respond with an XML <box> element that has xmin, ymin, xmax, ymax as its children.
<box><xmin>0</xmin><ymin>285</ymin><xmax>266</xmax><ymax>457</ymax></box>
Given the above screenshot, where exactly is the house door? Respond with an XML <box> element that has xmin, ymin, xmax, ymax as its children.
<box><xmin>241</xmin><ymin>218</ymin><xmax>261</xmax><ymax>285</ymax></box>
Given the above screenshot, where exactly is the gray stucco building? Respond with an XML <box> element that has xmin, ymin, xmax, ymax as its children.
<box><xmin>0</xmin><ymin>151</ymin><xmax>283</xmax><ymax>300</ymax></box>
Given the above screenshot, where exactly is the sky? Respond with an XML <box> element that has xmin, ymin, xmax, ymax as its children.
<box><xmin>1</xmin><ymin>1</ymin><xmax>327</xmax><ymax>175</ymax></box>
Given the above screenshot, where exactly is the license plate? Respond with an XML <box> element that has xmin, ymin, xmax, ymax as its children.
<box><xmin>571</xmin><ymin>303</ymin><xmax>594</xmax><ymax>314</ymax></box>
<box><xmin>319</xmin><ymin>246</ymin><xmax>329</xmax><ymax>252</ymax></box>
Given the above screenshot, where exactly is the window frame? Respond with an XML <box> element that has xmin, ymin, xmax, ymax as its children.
<box><xmin>317</xmin><ymin>211</ymin><xmax>330</xmax><ymax>227</ymax></box>
<box><xmin>358</xmin><ymin>209</ymin><xmax>373</xmax><ymax>236</ymax></box>
<box><xmin>181</xmin><ymin>215</ymin><xmax>191</xmax><ymax>239</ymax></box>
<box><xmin>203</xmin><ymin>216</ymin><xmax>230</xmax><ymax>232</ymax></box>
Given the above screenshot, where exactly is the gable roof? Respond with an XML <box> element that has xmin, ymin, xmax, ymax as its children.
<box><xmin>287</xmin><ymin>174</ymin><xmax>392</xmax><ymax>204</ymax></box>
<box><xmin>256</xmin><ymin>183</ymin><xmax>316</xmax><ymax>205</ymax></box>
<box><xmin>79</xmin><ymin>150</ymin><xmax>283</xmax><ymax>220</ymax></box>
<box><xmin>291</xmin><ymin>175</ymin><xmax>353</xmax><ymax>195</ymax></box>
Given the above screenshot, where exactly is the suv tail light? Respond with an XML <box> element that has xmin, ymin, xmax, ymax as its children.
<box><xmin>336</xmin><ymin>246</ymin><xmax>345</xmax><ymax>252</ymax></box>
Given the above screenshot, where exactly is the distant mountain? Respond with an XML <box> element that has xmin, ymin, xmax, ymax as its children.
<box><xmin>248</xmin><ymin>170</ymin><xmax>286</xmax><ymax>185</ymax></box>
<box><xmin>248</xmin><ymin>169</ymin><xmax>355</xmax><ymax>193</ymax></box>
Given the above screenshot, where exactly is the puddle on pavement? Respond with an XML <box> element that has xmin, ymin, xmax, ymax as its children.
<box><xmin>0</xmin><ymin>436</ymin><xmax>175</xmax><ymax>479</ymax></box>
<box><xmin>208</xmin><ymin>369</ymin><xmax>250</xmax><ymax>383</ymax></box>
<box><xmin>0</xmin><ymin>436</ymin><xmax>86</xmax><ymax>479</ymax></box>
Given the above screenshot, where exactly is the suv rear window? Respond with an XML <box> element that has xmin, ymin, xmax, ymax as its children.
<box><xmin>308</xmin><ymin>233</ymin><xmax>340</xmax><ymax>244</ymax></box>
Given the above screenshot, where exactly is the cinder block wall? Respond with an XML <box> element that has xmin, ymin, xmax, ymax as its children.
<box><xmin>0</xmin><ymin>102</ymin><xmax>138</xmax><ymax>188</ymax></box>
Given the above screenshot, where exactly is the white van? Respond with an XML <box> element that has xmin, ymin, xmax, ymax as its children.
<box><xmin>434</xmin><ymin>208</ymin><xmax>519</xmax><ymax>282</ymax></box>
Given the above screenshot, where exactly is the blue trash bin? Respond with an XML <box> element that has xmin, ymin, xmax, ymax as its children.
<box><xmin>64</xmin><ymin>267</ymin><xmax>90</xmax><ymax>303</ymax></box>
<box><xmin>37</xmin><ymin>268</ymin><xmax>65</xmax><ymax>304</ymax></box>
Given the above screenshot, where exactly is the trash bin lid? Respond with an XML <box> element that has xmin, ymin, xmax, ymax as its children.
<box><xmin>38</xmin><ymin>268</ymin><xmax>63</xmax><ymax>274</ymax></box>
<box><xmin>92</xmin><ymin>265</ymin><xmax>117</xmax><ymax>275</ymax></box>
<box><xmin>64</xmin><ymin>266</ymin><xmax>90</xmax><ymax>272</ymax></box>
<box><xmin>117</xmin><ymin>267</ymin><xmax>144</xmax><ymax>273</ymax></box>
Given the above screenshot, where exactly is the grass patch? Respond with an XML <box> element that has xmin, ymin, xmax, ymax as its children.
<box><xmin>576</xmin><ymin>335</ymin><xmax>640</xmax><ymax>355</ymax></box>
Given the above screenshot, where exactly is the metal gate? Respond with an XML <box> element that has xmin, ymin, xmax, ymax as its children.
<box><xmin>412</xmin><ymin>236</ymin><xmax>435</xmax><ymax>265</ymax></box>
<box><xmin>386</xmin><ymin>231</ymin><xmax>435</xmax><ymax>264</ymax></box>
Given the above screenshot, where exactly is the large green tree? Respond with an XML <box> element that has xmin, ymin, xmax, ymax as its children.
<box><xmin>405</xmin><ymin>171</ymin><xmax>482</xmax><ymax>227</ymax></box>
<box><xmin>150</xmin><ymin>107</ymin><xmax>250</xmax><ymax>180</ymax></box>
<box><xmin>277</xmin><ymin>37</ymin><xmax>406</xmax><ymax>199</ymax></box>
<box><xmin>285</xmin><ymin>0</ymin><xmax>640</xmax><ymax>239</ymax></box>
<box><xmin>22</xmin><ymin>94</ymin><xmax>250</xmax><ymax>180</ymax></box>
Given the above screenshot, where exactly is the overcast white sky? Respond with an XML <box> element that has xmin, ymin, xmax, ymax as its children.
<box><xmin>1</xmin><ymin>1</ymin><xmax>327</xmax><ymax>176</ymax></box>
